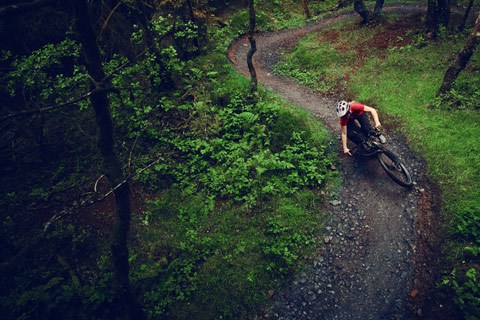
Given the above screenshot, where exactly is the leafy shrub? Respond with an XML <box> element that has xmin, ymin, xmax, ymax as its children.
<box><xmin>228</xmin><ymin>9</ymin><xmax>272</xmax><ymax>35</ymax></box>
<box><xmin>433</xmin><ymin>89</ymin><xmax>480</xmax><ymax>111</ymax></box>
<box><xmin>455</xmin><ymin>205</ymin><xmax>480</xmax><ymax>244</ymax></box>
<box><xmin>443</xmin><ymin>267</ymin><xmax>480</xmax><ymax>320</ymax></box>
<box><xmin>138</xmin><ymin>87</ymin><xmax>334</xmax><ymax>206</ymax></box>
<box><xmin>134</xmin><ymin>189</ymin><xmax>323</xmax><ymax>319</ymax></box>
<box><xmin>273</xmin><ymin>33</ymin><xmax>352</xmax><ymax>93</ymax></box>
<box><xmin>263</xmin><ymin>195</ymin><xmax>318</xmax><ymax>269</ymax></box>
<box><xmin>0</xmin><ymin>225</ymin><xmax>116</xmax><ymax>320</ymax></box>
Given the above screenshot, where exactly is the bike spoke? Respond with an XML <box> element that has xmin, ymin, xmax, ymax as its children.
<box><xmin>378</xmin><ymin>151</ymin><xmax>413</xmax><ymax>187</ymax></box>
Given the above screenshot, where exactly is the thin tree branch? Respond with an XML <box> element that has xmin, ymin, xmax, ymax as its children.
<box><xmin>127</xmin><ymin>135</ymin><xmax>140</xmax><ymax>174</ymax></box>
<box><xmin>1</xmin><ymin>26</ymin><xmax>174</xmax><ymax>123</ymax></box>
<box><xmin>0</xmin><ymin>86</ymin><xmax>121</xmax><ymax>123</ymax></box>
<box><xmin>98</xmin><ymin>1</ymin><xmax>124</xmax><ymax>42</ymax></box>
<box><xmin>0</xmin><ymin>90</ymin><xmax>95</xmax><ymax>122</ymax></box>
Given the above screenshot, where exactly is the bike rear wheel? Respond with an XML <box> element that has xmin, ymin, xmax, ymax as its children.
<box><xmin>377</xmin><ymin>150</ymin><xmax>413</xmax><ymax>188</ymax></box>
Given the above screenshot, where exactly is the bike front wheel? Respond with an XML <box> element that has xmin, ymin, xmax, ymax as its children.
<box><xmin>377</xmin><ymin>150</ymin><xmax>413</xmax><ymax>188</ymax></box>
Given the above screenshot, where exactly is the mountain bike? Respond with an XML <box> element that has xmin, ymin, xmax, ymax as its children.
<box><xmin>352</xmin><ymin>130</ymin><xmax>413</xmax><ymax>188</ymax></box>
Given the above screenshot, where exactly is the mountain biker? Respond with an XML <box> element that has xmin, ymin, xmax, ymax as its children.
<box><xmin>336</xmin><ymin>100</ymin><xmax>386</xmax><ymax>156</ymax></box>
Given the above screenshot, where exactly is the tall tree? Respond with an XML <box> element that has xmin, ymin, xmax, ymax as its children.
<box><xmin>373</xmin><ymin>0</ymin><xmax>385</xmax><ymax>16</ymax></box>
<box><xmin>135</xmin><ymin>0</ymin><xmax>155</xmax><ymax>49</ymax></box>
<box><xmin>426</xmin><ymin>0</ymin><xmax>450</xmax><ymax>37</ymax></box>
<box><xmin>247</xmin><ymin>0</ymin><xmax>257</xmax><ymax>93</ymax></box>
<box><xmin>353</xmin><ymin>0</ymin><xmax>384</xmax><ymax>23</ymax></box>
<box><xmin>70</xmin><ymin>0</ymin><xmax>146</xmax><ymax>319</ymax></box>
<box><xmin>459</xmin><ymin>0</ymin><xmax>475</xmax><ymax>31</ymax></box>
<box><xmin>301</xmin><ymin>0</ymin><xmax>311</xmax><ymax>19</ymax></box>
<box><xmin>438</xmin><ymin>12</ymin><xmax>480</xmax><ymax>95</ymax></box>
<box><xmin>353</xmin><ymin>0</ymin><xmax>371</xmax><ymax>23</ymax></box>
<box><xmin>186</xmin><ymin>0</ymin><xmax>201</xmax><ymax>50</ymax></box>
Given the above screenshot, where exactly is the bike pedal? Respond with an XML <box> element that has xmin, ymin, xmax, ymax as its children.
<box><xmin>378</xmin><ymin>134</ymin><xmax>387</xmax><ymax>144</ymax></box>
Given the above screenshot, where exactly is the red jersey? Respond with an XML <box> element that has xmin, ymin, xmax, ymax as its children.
<box><xmin>340</xmin><ymin>102</ymin><xmax>365</xmax><ymax>126</ymax></box>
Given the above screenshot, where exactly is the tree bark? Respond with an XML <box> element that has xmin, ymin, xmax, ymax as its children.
<box><xmin>438</xmin><ymin>0</ymin><xmax>450</xmax><ymax>27</ymax></box>
<box><xmin>338</xmin><ymin>0</ymin><xmax>354</xmax><ymax>8</ymax></box>
<box><xmin>186</xmin><ymin>0</ymin><xmax>201</xmax><ymax>51</ymax></box>
<box><xmin>459</xmin><ymin>0</ymin><xmax>474</xmax><ymax>31</ymax></box>
<box><xmin>373</xmin><ymin>0</ymin><xmax>385</xmax><ymax>16</ymax></box>
<box><xmin>70</xmin><ymin>1</ymin><xmax>146</xmax><ymax>319</ymax></box>
<box><xmin>247</xmin><ymin>0</ymin><xmax>257</xmax><ymax>93</ymax></box>
<box><xmin>353</xmin><ymin>0</ymin><xmax>371</xmax><ymax>24</ymax></box>
<box><xmin>426</xmin><ymin>0</ymin><xmax>450</xmax><ymax>37</ymax></box>
<box><xmin>438</xmin><ymin>12</ymin><xmax>480</xmax><ymax>95</ymax></box>
<box><xmin>301</xmin><ymin>0</ymin><xmax>311</xmax><ymax>19</ymax></box>
<box><xmin>135</xmin><ymin>0</ymin><xmax>155</xmax><ymax>49</ymax></box>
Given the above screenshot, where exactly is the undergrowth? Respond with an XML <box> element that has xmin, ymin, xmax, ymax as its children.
<box><xmin>126</xmin><ymin>65</ymin><xmax>336</xmax><ymax>318</ymax></box>
<box><xmin>0</xmin><ymin>2</ymin><xmax>338</xmax><ymax>319</ymax></box>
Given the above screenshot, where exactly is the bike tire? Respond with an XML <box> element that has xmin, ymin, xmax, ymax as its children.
<box><xmin>377</xmin><ymin>150</ymin><xmax>413</xmax><ymax>188</ymax></box>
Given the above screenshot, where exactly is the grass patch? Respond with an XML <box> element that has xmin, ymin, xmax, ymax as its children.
<box><xmin>135</xmin><ymin>189</ymin><xmax>323</xmax><ymax>319</ymax></box>
<box><xmin>351</xmin><ymin>37</ymin><xmax>480</xmax><ymax>228</ymax></box>
<box><xmin>273</xmin><ymin>32</ymin><xmax>354</xmax><ymax>93</ymax></box>
<box><xmin>272</xmin><ymin>9</ymin><xmax>480</xmax><ymax>317</ymax></box>
<box><xmin>127</xmin><ymin>61</ymin><xmax>337</xmax><ymax>318</ymax></box>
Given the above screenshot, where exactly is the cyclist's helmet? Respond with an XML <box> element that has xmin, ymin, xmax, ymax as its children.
<box><xmin>335</xmin><ymin>100</ymin><xmax>350</xmax><ymax>118</ymax></box>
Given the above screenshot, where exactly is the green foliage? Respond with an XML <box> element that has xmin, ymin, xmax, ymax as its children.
<box><xmin>433</xmin><ymin>89</ymin><xmax>480</xmax><ymax>111</ymax></box>
<box><xmin>3</xmin><ymin>39</ymin><xmax>86</xmax><ymax>105</ymax></box>
<box><xmin>443</xmin><ymin>267</ymin><xmax>480</xmax><ymax>319</ymax></box>
<box><xmin>134</xmin><ymin>188</ymin><xmax>322</xmax><ymax>319</ymax></box>
<box><xmin>1</xmin><ymin>2</ymin><xmax>338</xmax><ymax>319</ymax></box>
<box><xmin>273</xmin><ymin>32</ymin><xmax>353</xmax><ymax>93</ymax></box>
<box><xmin>273</xmin><ymin>11</ymin><xmax>480</xmax><ymax>317</ymax></box>
<box><xmin>456</xmin><ymin>205</ymin><xmax>480</xmax><ymax>244</ymax></box>
<box><xmin>433</xmin><ymin>51</ymin><xmax>480</xmax><ymax>111</ymax></box>
<box><xmin>0</xmin><ymin>224</ymin><xmax>115</xmax><ymax>320</ymax></box>
<box><xmin>229</xmin><ymin>9</ymin><xmax>272</xmax><ymax>34</ymax></box>
<box><xmin>263</xmin><ymin>195</ymin><xmax>318</xmax><ymax>269</ymax></box>
<box><xmin>136</xmin><ymin>86</ymin><xmax>334</xmax><ymax>206</ymax></box>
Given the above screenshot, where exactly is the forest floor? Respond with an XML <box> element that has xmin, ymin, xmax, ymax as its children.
<box><xmin>228</xmin><ymin>4</ymin><xmax>455</xmax><ymax>319</ymax></box>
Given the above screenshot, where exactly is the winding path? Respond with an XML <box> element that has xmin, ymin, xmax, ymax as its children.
<box><xmin>228</xmin><ymin>4</ymin><xmax>443</xmax><ymax>319</ymax></box>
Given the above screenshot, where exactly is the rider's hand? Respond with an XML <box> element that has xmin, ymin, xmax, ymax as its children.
<box><xmin>344</xmin><ymin>148</ymin><xmax>352</xmax><ymax>156</ymax></box>
<box><xmin>375</xmin><ymin>123</ymin><xmax>382</xmax><ymax>130</ymax></box>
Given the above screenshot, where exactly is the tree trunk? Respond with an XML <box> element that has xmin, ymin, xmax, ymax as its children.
<box><xmin>338</xmin><ymin>0</ymin><xmax>354</xmax><ymax>8</ymax></box>
<box><xmin>373</xmin><ymin>0</ymin><xmax>385</xmax><ymax>16</ymax></box>
<box><xmin>301</xmin><ymin>0</ymin><xmax>311</xmax><ymax>19</ymax></box>
<box><xmin>426</xmin><ymin>0</ymin><xmax>437</xmax><ymax>35</ymax></box>
<box><xmin>353</xmin><ymin>0</ymin><xmax>371</xmax><ymax>24</ymax></box>
<box><xmin>247</xmin><ymin>0</ymin><xmax>257</xmax><ymax>93</ymax></box>
<box><xmin>70</xmin><ymin>1</ymin><xmax>146</xmax><ymax>319</ymax></box>
<box><xmin>459</xmin><ymin>0</ymin><xmax>474</xmax><ymax>31</ymax></box>
<box><xmin>135</xmin><ymin>0</ymin><xmax>155</xmax><ymax>49</ymax></box>
<box><xmin>438</xmin><ymin>0</ymin><xmax>450</xmax><ymax>27</ymax></box>
<box><xmin>438</xmin><ymin>12</ymin><xmax>480</xmax><ymax>95</ymax></box>
<box><xmin>186</xmin><ymin>0</ymin><xmax>201</xmax><ymax>51</ymax></box>
<box><xmin>426</xmin><ymin>0</ymin><xmax>450</xmax><ymax>37</ymax></box>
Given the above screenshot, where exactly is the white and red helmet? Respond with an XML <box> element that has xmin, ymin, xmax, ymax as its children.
<box><xmin>335</xmin><ymin>100</ymin><xmax>350</xmax><ymax>118</ymax></box>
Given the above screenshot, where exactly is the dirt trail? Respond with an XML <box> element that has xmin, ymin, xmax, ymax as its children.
<box><xmin>228</xmin><ymin>4</ymin><xmax>444</xmax><ymax>320</ymax></box>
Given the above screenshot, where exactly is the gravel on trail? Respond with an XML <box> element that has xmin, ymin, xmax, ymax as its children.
<box><xmin>228</xmin><ymin>4</ymin><xmax>446</xmax><ymax>319</ymax></box>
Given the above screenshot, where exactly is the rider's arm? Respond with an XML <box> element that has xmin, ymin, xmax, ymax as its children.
<box><xmin>363</xmin><ymin>106</ymin><xmax>382</xmax><ymax>128</ymax></box>
<box><xmin>341</xmin><ymin>125</ymin><xmax>351</xmax><ymax>155</ymax></box>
